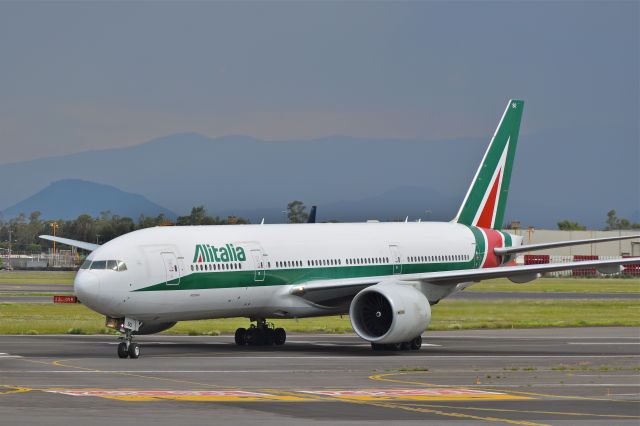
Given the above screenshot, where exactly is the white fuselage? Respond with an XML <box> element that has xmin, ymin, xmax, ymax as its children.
<box><xmin>75</xmin><ymin>222</ymin><xmax>516</xmax><ymax>324</ymax></box>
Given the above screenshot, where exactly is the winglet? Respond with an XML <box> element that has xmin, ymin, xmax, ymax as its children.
<box><xmin>454</xmin><ymin>100</ymin><xmax>524</xmax><ymax>229</ymax></box>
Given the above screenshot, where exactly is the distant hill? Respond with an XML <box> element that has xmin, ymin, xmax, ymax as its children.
<box><xmin>1</xmin><ymin>179</ymin><xmax>176</xmax><ymax>220</ymax></box>
<box><xmin>0</xmin><ymin>128</ymin><xmax>636</xmax><ymax>228</ymax></box>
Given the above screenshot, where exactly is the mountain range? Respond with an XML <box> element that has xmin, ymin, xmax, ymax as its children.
<box><xmin>0</xmin><ymin>128</ymin><xmax>637</xmax><ymax>227</ymax></box>
<box><xmin>1</xmin><ymin>179</ymin><xmax>176</xmax><ymax>221</ymax></box>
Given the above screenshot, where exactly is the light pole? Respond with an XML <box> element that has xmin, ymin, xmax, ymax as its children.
<box><xmin>8</xmin><ymin>227</ymin><xmax>12</xmax><ymax>270</ymax></box>
<box><xmin>281</xmin><ymin>210</ymin><xmax>287</xmax><ymax>224</ymax></box>
<box><xmin>50</xmin><ymin>222</ymin><xmax>59</xmax><ymax>267</ymax></box>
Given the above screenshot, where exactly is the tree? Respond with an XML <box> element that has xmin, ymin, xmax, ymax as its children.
<box><xmin>605</xmin><ymin>209</ymin><xmax>640</xmax><ymax>230</ymax></box>
<box><xmin>287</xmin><ymin>200</ymin><xmax>309</xmax><ymax>223</ymax></box>
<box><xmin>606</xmin><ymin>210</ymin><xmax>618</xmax><ymax>230</ymax></box>
<box><xmin>177</xmin><ymin>206</ymin><xmax>210</xmax><ymax>225</ymax></box>
<box><xmin>557</xmin><ymin>220</ymin><xmax>586</xmax><ymax>231</ymax></box>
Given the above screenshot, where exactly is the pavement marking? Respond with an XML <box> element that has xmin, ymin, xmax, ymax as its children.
<box><xmin>0</xmin><ymin>385</ymin><xmax>32</xmax><ymax>395</ymax></box>
<box><xmin>568</xmin><ymin>342</ymin><xmax>640</xmax><ymax>345</ymax></box>
<box><xmin>42</xmin><ymin>389</ymin><xmax>308</xmax><ymax>402</ymax></box>
<box><xmin>263</xmin><ymin>388</ymin><xmax>548</xmax><ymax>426</ymax></box>
<box><xmin>297</xmin><ymin>388</ymin><xmax>529</xmax><ymax>401</ymax></box>
<box><xmin>0</xmin><ymin>353</ymin><xmax>21</xmax><ymax>358</ymax></box>
<box><xmin>368</xmin><ymin>371</ymin><xmax>639</xmax><ymax>403</ymax></box>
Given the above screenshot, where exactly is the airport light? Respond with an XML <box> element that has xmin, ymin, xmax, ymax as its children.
<box><xmin>50</xmin><ymin>222</ymin><xmax>59</xmax><ymax>265</ymax></box>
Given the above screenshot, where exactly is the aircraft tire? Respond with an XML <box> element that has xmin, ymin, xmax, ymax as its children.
<box><xmin>117</xmin><ymin>342</ymin><xmax>129</xmax><ymax>359</ymax></box>
<box><xmin>128</xmin><ymin>343</ymin><xmax>140</xmax><ymax>359</ymax></box>
<box><xmin>410</xmin><ymin>335</ymin><xmax>422</xmax><ymax>350</ymax></box>
<box><xmin>274</xmin><ymin>328</ymin><xmax>286</xmax><ymax>345</ymax></box>
<box><xmin>264</xmin><ymin>328</ymin><xmax>275</xmax><ymax>346</ymax></box>
<box><xmin>234</xmin><ymin>328</ymin><xmax>247</xmax><ymax>345</ymax></box>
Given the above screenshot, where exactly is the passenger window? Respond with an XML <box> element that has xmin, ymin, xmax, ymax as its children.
<box><xmin>90</xmin><ymin>260</ymin><xmax>106</xmax><ymax>270</ymax></box>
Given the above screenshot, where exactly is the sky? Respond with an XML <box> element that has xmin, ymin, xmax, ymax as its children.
<box><xmin>0</xmin><ymin>1</ymin><xmax>638</xmax><ymax>164</ymax></box>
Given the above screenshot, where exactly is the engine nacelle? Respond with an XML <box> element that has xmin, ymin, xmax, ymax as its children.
<box><xmin>349</xmin><ymin>282</ymin><xmax>431</xmax><ymax>344</ymax></box>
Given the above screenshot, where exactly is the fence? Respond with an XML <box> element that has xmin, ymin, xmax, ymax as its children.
<box><xmin>2</xmin><ymin>250</ymin><xmax>81</xmax><ymax>270</ymax></box>
<box><xmin>523</xmin><ymin>255</ymin><xmax>640</xmax><ymax>277</ymax></box>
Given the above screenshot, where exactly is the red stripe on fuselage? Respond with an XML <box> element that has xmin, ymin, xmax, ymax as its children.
<box><xmin>476</xmin><ymin>168</ymin><xmax>502</xmax><ymax>228</ymax></box>
<box><xmin>480</xmin><ymin>228</ymin><xmax>504</xmax><ymax>268</ymax></box>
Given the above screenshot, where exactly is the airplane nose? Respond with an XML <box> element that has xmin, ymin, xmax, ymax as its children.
<box><xmin>74</xmin><ymin>272</ymin><xmax>101</xmax><ymax>310</ymax></box>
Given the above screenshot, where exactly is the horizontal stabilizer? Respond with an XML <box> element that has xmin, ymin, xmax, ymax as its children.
<box><xmin>495</xmin><ymin>234</ymin><xmax>640</xmax><ymax>256</ymax></box>
<box><xmin>39</xmin><ymin>235</ymin><xmax>99</xmax><ymax>252</ymax></box>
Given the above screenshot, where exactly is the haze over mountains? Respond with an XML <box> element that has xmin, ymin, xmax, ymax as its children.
<box><xmin>0</xmin><ymin>128</ymin><xmax>637</xmax><ymax>228</ymax></box>
<box><xmin>1</xmin><ymin>179</ymin><xmax>176</xmax><ymax>221</ymax></box>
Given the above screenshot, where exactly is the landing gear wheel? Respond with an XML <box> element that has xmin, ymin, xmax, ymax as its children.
<box><xmin>235</xmin><ymin>328</ymin><xmax>247</xmax><ymax>345</ymax></box>
<box><xmin>410</xmin><ymin>335</ymin><xmax>422</xmax><ymax>350</ymax></box>
<box><xmin>371</xmin><ymin>343</ymin><xmax>383</xmax><ymax>351</ymax></box>
<box><xmin>128</xmin><ymin>343</ymin><xmax>140</xmax><ymax>359</ymax></box>
<box><xmin>117</xmin><ymin>342</ymin><xmax>129</xmax><ymax>359</ymax></box>
<box><xmin>400</xmin><ymin>341</ymin><xmax>412</xmax><ymax>351</ymax></box>
<box><xmin>274</xmin><ymin>328</ymin><xmax>286</xmax><ymax>346</ymax></box>
<box><xmin>245</xmin><ymin>327</ymin><xmax>259</xmax><ymax>346</ymax></box>
<box><xmin>264</xmin><ymin>328</ymin><xmax>275</xmax><ymax>346</ymax></box>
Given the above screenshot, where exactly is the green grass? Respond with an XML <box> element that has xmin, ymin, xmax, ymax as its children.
<box><xmin>1</xmin><ymin>299</ymin><xmax>638</xmax><ymax>335</ymax></box>
<box><xmin>468</xmin><ymin>277</ymin><xmax>640</xmax><ymax>293</ymax></box>
<box><xmin>0</xmin><ymin>272</ymin><xmax>637</xmax><ymax>293</ymax></box>
<box><xmin>0</xmin><ymin>271</ymin><xmax>74</xmax><ymax>285</ymax></box>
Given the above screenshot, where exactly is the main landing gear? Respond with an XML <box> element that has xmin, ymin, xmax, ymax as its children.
<box><xmin>234</xmin><ymin>318</ymin><xmax>286</xmax><ymax>347</ymax></box>
<box><xmin>371</xmin><ymin>335</ymin><xmax>422</xmax><ymax>351</ymax></box>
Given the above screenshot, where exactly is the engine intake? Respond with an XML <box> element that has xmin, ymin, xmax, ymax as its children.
<box><xmin>349</xmin><ymin>282</ymin><xmax>431</xmax><ymax>344</ymax></box>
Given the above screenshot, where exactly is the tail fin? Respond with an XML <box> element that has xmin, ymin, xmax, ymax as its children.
<box><xmin>454</xmin><ymin>99</ymin><xmax>524</xmax><ymax>229</ymax></box>
<box><xmin>307</xmin><ymin>205</ymin><xmax>317</xmax><ymax>223</ymax></box>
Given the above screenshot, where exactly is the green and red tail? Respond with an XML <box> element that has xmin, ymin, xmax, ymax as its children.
<box><xmin>454</xmin><ymin>99</ymin><xmax>524</xmax><ymax>229</ymax></box>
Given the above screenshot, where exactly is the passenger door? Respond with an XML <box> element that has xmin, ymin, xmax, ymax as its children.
<box><xmin>251</xmin><ymin>249</ymin><xmax>266</xmax><ymax>282</ymax></box>
<box><xmin>389</xmin><ymin>245</ymin><xmax>402</xmax><ymax>275</ymax></box>
<box><xmin>161</xmin><ymin>252</ymin><xmax>180</xmax><ymax>285</ymax></box>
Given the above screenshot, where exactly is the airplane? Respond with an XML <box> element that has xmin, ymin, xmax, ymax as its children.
<box><xmin>40</xmin><ymin>99</ymin><xmax>640</xmax><ymax>359</ymax></box>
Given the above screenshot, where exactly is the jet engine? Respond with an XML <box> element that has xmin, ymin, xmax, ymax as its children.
<box><xmin>349</xmin><ymin>282</ymin><xmax>430</xmax><ymax>344</ymax></box>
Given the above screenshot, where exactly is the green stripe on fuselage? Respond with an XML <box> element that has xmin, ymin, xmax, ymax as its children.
<box><xmin>134</xmin><ymin>259</ymin><xmax>476</xmax><ymax>293</ymax></box>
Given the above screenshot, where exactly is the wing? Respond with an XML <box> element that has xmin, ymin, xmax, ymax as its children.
<box><xmin>39</xmin><ymin>235</ymin><xmax>100</xmax><ymax>252</ymax></box>
<box><xmin>291</xmin><ymin>257</ymin><xmax>640</xmax><ymax>301</ymax></box>
<box><xmin>496</xmin><ymin>234</ymin><xmax>639</xmax><ymax>256</ymax></box>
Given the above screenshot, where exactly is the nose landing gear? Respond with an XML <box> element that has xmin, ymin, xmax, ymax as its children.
<box><xmin>235</xmin><ymin>318</ymin><xmax>286</xmax><ymax>347</ymax></box>
<box><xmin>107</xmin><ymin>316</ymin><xmax>142</xmax><ymax>359</ymax></box>
<box><xmin>117</xmin><ymin>330</ymin><xmax>140</xmax><ymax>359</ymax></box>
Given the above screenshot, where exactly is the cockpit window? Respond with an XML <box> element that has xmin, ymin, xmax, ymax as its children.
<box><xmin>90</xmin><ymin>260</ymin><xmax>107</xmax><ymax>270</ymax></box>
<box><xmin>86</xmin><ymin>260</ymin><xmax>127</xmax><ymax>271</ymax></box>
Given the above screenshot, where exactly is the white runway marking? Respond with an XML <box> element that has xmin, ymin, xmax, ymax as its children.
<box><xmin>568</xmin><ymin>342</ymin><xmax>640</xmax><ymax>345</ymax></box>
<box><xmin>0</xmin><ymin>352</ymin><xmax>21</xmax><ymax>358</ymax></box>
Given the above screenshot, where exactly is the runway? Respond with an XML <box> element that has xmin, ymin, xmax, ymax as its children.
<box><xmin>1</xmin><ymin>327</ymin><xmax>638</xmax><ymax>425</ymax></box>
